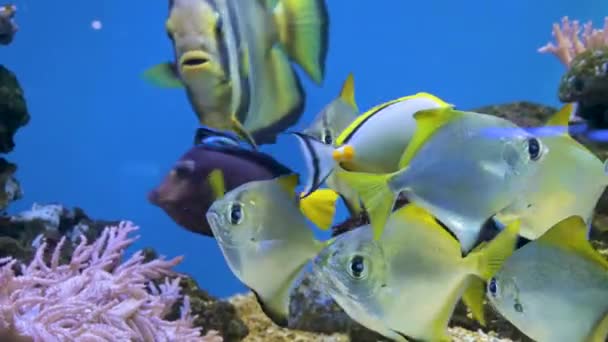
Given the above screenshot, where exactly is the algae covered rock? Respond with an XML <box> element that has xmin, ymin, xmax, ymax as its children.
<box><xmin>0</xmin><ymin>65</ymin><xmax>29</xmax><ymax>153</ymax></box>
<box><xmin>557</xmin><ymin>47</ymin><xmax>608</xmax><ymax>128</ymax></box>
<box><xmin>0</xmin><ymin>157</ymin><xmax>20</xmax><ymax>211</ymax></box>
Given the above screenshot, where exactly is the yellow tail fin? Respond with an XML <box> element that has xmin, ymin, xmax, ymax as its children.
<box><xmin>299</xmin><ymin>189</ymin><xmax>339</xmax><ymax>230</ymax></box>
<box><xmin>273</xmin><ymin>0</ymin><xmax>329</xmax><ymax>84</ymax></box>
<box><xmin>467</xmin><ymin>220</ymin><xmax>520</xmax><ymax>280</ymax></box>
<box><xmin>335</xmin><ymin>170</ymin><xmax>396</xmax><ymax>240</ymax></box>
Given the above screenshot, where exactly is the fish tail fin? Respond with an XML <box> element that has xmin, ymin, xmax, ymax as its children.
<box><xmin>231</xmin><ymin>117</ymin><xmax>259</xmax><ymax>149</ymax></box>
<box><xmin>273</xmin><ymin>0</ymin><xmax>329</xmax><ymax>84</ymax></box>
<box><xmin>292</xmin><ymin>132</ymin><xmax>337</xmax><ymax>196</ymax></box>
<box><xmin>335</xmin><ymin>169</ymin><xmax>398</xmax><ymax>240</ymax></box>
<box><xmin>299</xmin><ymin>188</ymin><xmax>339</xmax><ymax>230</ymax></box>
<box><xmin>466</xmin><ymin>220</ymin><xmax>520</xmax><ymax>281</ymax></box>
<box><xmin>461</xmin><ymin>276</ymin><xmax>487</xmax><ymax>327</ymax></box>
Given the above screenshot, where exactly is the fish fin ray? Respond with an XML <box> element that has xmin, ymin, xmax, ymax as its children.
<box><xmin>398</xmin><ymin>105</ymin><xmax>458</xmax><ymax>168</ymax></box>
<box><xmin>273</xmin><ymin>0</ymin><xmax>329</xmax><ymax>83</ymax></box>
<box><xmin>142</xmin><ymin>62</ymin><xmax>184</xmax><ymax>88</ymax></box>
<box><xmin>207</xmin><ymin>169</ymin><xmax>226</xmax><ymax>200</ymax></box>
<box><xmin>244</xmin><ymin>46</ymin><xmax>305</xmax><ymax>144</ymax></box>
<box><xmin>467</xmin><ymin>220</ymin><xmax>520</xmax><ymax>280</ymax></box>
<box><xmin>339</xmin><ymin>73</ymin><xmax>358</xmax><ymax>111</ymax></box>
<box><xmin>335</xmin><ymin>169</ymin><xmax>397</xmax><ymax>240</ymax></box>
<box><xmin>299</xmin><ymin>188</ymin><xmax>339</xmax><ymax>230</ymax></box>
<box><xmin>292</xmin><ymin>132</ymin><xmax>336</xmax><ymax>196</ymax></box>
<box><xmin>538</xmin><ymin>215</ymin><xmax>608</xmax><ymax>271</ymax></box>
<box><xmin>586</xmin><ymin>312</ymin><xmax>608</xmax><ymax>342</ymax></box>
<box><xmin>461</xmin><ymin>276</ymin><xmax>487</xmax><ymax>327</ymax></box>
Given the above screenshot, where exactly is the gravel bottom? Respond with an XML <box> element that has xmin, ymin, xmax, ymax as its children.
<box><xmin>228</xmin><ymin>293</ymin><xmax>514</xmax><ymax>342</ymax></box>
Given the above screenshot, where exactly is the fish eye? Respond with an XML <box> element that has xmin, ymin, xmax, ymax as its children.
<box><xmin>229</xmin><ymin>202</ymin><xmax>244</xmax><ymax>225</ymax></box>
<box><xmin>322</xmin><ymin>129</ymin><xmax>333</xmax><ymax>145</ymax></box>
<box><xmin>348</xmin><ymin>255</ymin><xmax>367</xmax><ymax>279</ymax></box>
<box><xmin>488</xmin><ymin>277</ymin><xmax>498</xmax><ymax>297</ymax></box>
<box><xmin>527</xmin><ymin>137</ymin><xmax>542</xmax><ymax>161</ymax></box>
<box><xmin>172</xmin><ymin>161</ymin><xmax>194</xmax><ymax>178</ymax></box>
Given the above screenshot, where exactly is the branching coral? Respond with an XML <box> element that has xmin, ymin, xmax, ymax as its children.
<box><xmin>539</xmin><ymin>16</ymin><xmax>608</xmax><ymax>67</ymax></box>
<box><xmin>0</xmin><ymin>221</ymin><xmax>223</xmax><ymax>342</ymax></box>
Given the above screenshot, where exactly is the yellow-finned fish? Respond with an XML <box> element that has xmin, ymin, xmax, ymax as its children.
<box><xmin>495</xmin><ymin>104</ymin><xmax>608</xmax><ymax>240</ymax></box>
<box><xmin>293</xmin><ymin>92</ymin><xmax>452</xmax><ymax>198</ymax></box>
<box><xmin>337</xmin><ymin>107</ymin><xmax>545</xmax><ymax>252</ymax></box>
<box><xmin>300</xmin><ymin>73</ymin><xmax>362</xmax><ymax>215</ymax></box>
<box><xmin>206</xmin><ymin>172</ymin><xmax>335</xmax><ymax>326</ymax></box>
<box><xmin>144</xmin><ymin>0</ymin><xmax>329</xmax><ymax>146</ymax></box>
<box><xmin>487</xmin><ymin>215</ymin><xmax>608</xmax><ymax>342</ymax></box>
<box><xmin>313</xmin><ymin>203</ymin><xmax>519</xmax><ymax>341</ymax></box>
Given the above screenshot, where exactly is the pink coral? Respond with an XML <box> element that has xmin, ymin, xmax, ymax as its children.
<box><xmin>0</xmin><ymin>221</ymin><xmax>223</xmax><ymax>342</ymax></box>
<box><xmin>539</xmin><ymin>16</ymin><xmax>608</xmax><ymax>67</ymax></box>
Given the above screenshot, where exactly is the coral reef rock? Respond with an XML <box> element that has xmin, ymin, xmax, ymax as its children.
<box><xmin>559</xmin><ymin>48</ymin><xmax>608</xmax><ymax>128</ymax></box>
<box><xmin>0</xmin><ymin>4</ymin><xmax>17</xmax><ymax>45</ymax></box>
<box><xmin>0</xmin><ymin>157</ymin><xmax>20</xmax><ymax>211</ymax></box>
<box><xmin>0</xmin><ymin>65</ymin><xmax>29</xmax><ymax>153</ymax></box>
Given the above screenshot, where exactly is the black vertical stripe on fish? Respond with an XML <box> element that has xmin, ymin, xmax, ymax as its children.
<box><xmin>250</xmin><ymin>289</ymin><xmax>289</xmax><ymax>328</ymax></box>
<box><xmin>463</xmin><ymin>217</ymin><xmax>502</xmax><ymax>257</ymax></box>
<box><xmin>291</xmin><ymin>132</ymin><xmax>324</xmax><ymax>197</ymax></box>
<box><xmin>516</xmin><ymin>236</ymin><xmax>532</xmax><ymax>249</ymax></box>
<box><xmin>390</xmin><ymin>329</ymin><xmax>426</xmax><ymax>342</ymax></box>
<box><xmin>340</xmin><ymin>100</ymin><xmax>405</xmax><ymax>144</ymax></box>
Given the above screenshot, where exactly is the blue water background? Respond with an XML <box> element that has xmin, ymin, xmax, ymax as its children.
<box><xmin>2</xmin><ymin>0</ymin><xmax>602</xmax><ymax>297</ymax></box>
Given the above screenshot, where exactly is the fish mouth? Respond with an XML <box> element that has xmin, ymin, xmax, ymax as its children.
<box><xmin>179</xmin><ymin>51</ymin><xmax>211</xmax><ymax>71</ymax></box>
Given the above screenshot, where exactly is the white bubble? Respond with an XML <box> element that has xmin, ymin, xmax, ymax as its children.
<box><xmin>91</xmin><ymin>20</ymin><xmax>102</xmax><ymax>30</ymax></box>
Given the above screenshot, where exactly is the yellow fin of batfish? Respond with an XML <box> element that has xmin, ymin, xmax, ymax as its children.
<box><xmin>586</xmin><ymin>313</ymin><xmax>608</xmax><ymax>342</ymax></box>
<box><xmin>273</xmin><ymin>0</ymin><xmax>329</xmax><ymax>84</ymax></box>
<box><xmin>336</xmin><ymin>170</ymin><xmax>397</xmax><ymax>240</ymax></box>
<box><xmin>335</xmin><ymin>92</ymin><xmax>451</xmax><ymax>146</ymax></box>
<box><xmin>537</xmin><ymin>215</ymin><xmax>608</xmax><ymax>270</ymax></box>
<box><xmin>142</xmin><ymin>63</ymin><xmax>184</xmax><ymax>88</ymax></box>
<box><xmin>398</xmin><ymin>106</ymin><xmax>459</xmax><ymax>169</ymax></box>
<box><xmin>339</xmin><ymin>73</ymin><xmax>358</xmax><ymax>111</ymax></box>
<box><xmin>276</xmin><ymin>173</ymin><xmax>299</xmax><ymax>198</ymax></box>
<box><xmin>243</xmin><ymin>46</ymin><xmax>304</xmax><ymax>142</ymax></box>
<box><xmin>299</xmin><ymin>189</ymin><xmax>339</xmax><ymax>230</ymax></box>
<box><xmin>467</xmin><ymin>220</ymin><xmax>520</xmax><ymax>280</ymax></box>
<box><xmin>208</xmin><ymin>169</ymin><xmax>226</xmax><ymax>200</ymax></box>
<box><xmin>546</xmin><ymin>103</ymin><xmax>574</xmax><ymax>128</ymax></box>
<box><xmin>396</xmin><ymin>203</ymin><xmax>439</xmax><ymax>227</ymax></box>
<box><xmin>461</xmin><ymin>277</ymin><xmax>487</xmax><ymax>327</ymax></box>
<box><xmin>429</xmin><ymin>277</ymin><xmax>466</xmax><ymax>342</ymax></box>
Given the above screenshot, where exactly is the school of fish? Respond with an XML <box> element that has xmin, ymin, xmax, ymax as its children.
<box><xmin>146</xmin><ymin>1</ymin><xmax>608</xmax><ymax>341</ymax></box>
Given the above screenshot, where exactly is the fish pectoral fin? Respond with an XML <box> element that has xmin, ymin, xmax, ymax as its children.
<box><xmin>335</xmin><ymin>169</ymin><xmax>397</xmax><ymax>240</ymax></box>
<box><xmin>586</xmin><ymin>312</ymin><xmax>608</xmax><ymax>342</ymax></box>
<box><xmin>273</xmin><ymin>0</ymin><xmax>329</xmax><ymax>84</ymax></box>
<box><xmin>299</xmin><ymin>188</ymin><xmax>339</xmax><ymax>230</ymax></box>
<box><xmin>461</xmin><ymin>276</ymin><xmax>487</xmax><ymax>327</ymax></box>
<box><xmin>243</xmin><ymin>46</ymin><xmax>305</xmax><ymax>144</ymax></box>
<box><xmin>467</xmin><ymin>219</ymin><xmax>520</xmax><ymax>280</ymax></box>
<box><xmin>398</xmin><ymin>105</ymin><xmax>458</xmax><ymax>168</ymax></box>
<box><xmin>231</xmin><ymin>117</ymin><xmax>259</xmax><ymax>149</ymax></box>
<box><xmin>538</xmin><ymin>215</ymin><xmax>608</xmax><ymax>271</ymax></box>
<box><xmin>142</xmin><ymin>62</ymin><xmax>184</xmax><ymax>88</ymax></box>
<box><xmin>338</xmin><ymin>73</ymin><xmax>358</xmax><ymax>111</ymax></box>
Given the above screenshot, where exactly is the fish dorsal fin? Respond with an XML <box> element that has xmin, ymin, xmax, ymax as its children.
<box><xmin>208</xmin><ymin>169</ymin><xmax>226</xmax><ymax>200</ymax></box>
<box><xmin>546</xmin><ymin>103</ymin><xmax>574</xmax><ymax>128</ymax></box>
<box><xmin>538</xmin><ymin>215</ymin><xmax>608</xmax><ymax>271</ymax></box>
<box><xmin>339</xmin><ymin>73</ymin><xmax>358</xmax><ymax>111</ymax></box>
<box><xmin>398</xmin><ymin>106</ymin><xmax>459</xmax><ymax>168</ymax></box>
<box><xmin>276</xmin><ymin>173</ymin><xmax>299</xmax><ymax>198</ymax></box>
